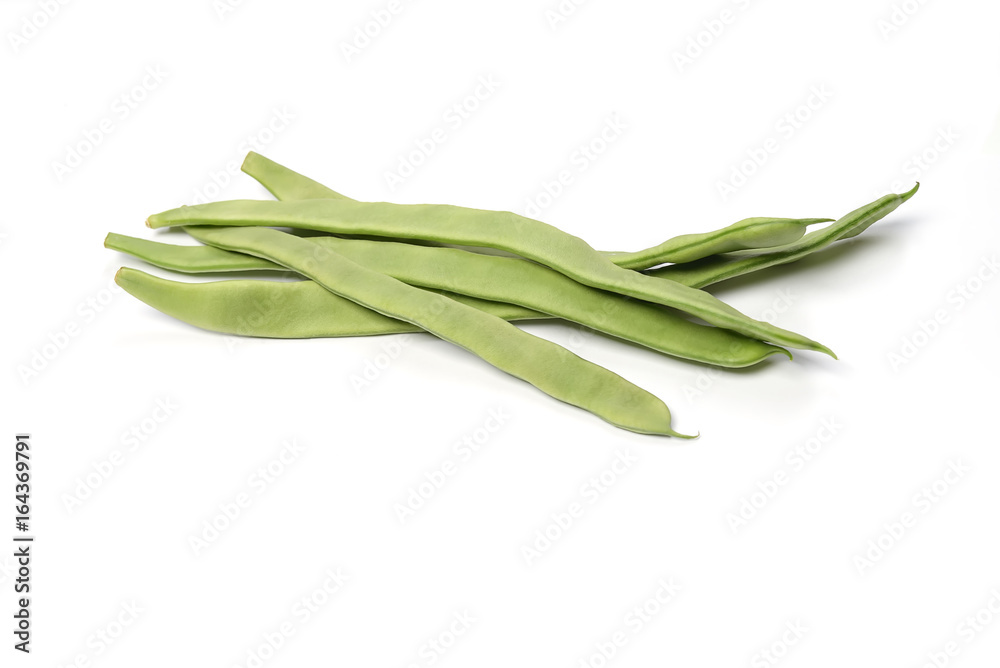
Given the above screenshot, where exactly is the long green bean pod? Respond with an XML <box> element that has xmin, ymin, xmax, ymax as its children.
<box><xmin>115</xmin><ymin>267</ymin><xmax>547</xmax><ymax>337</ymax></box>
<box><xmin>648</xmin><ymin>185</ymin><xmax>920</xmax><ymax>288</ymax></box>
<box><xmin>147</xmin><ymin>200</ymin><xmax>833</xmax><ymax>356</ymax></box>
<box><xmin>165</xmin><ymin>225</ymin><xmax>693</xmax><ymax>437</ymax></box>
<box><xmin>108</xmin><ymin>231</ymin><xmax>790</xmax><ymax>368</ymax></box>
<box><xmin>241</xmin><ymin>151</ymin><xmax>828</xmax><ymax>269</ymax></box>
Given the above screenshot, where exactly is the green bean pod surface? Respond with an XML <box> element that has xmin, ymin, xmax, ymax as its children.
<box><xmin>648</xmin><ymin>185</ymin><xmax>920</xmax><ymax>288</ymax></box>
<box><xmin>166</xmin><ymin>225</ymin><xmax>693</xmax><ymax>437</ymax></box>
<box><xmin>111</xmin><ymin>231</ymin><xmax>790</xmax><ymax>368</ymax></box>
<box><xmin>604</xmin><ymin>217</ymin><xmax>831</xmax><ymax>269</ymax></box>
<box><xmin>147</xmin><ymin>200</ymin><xmax>833</xmax><ymax>356</ymax></box>
<box><xmin>241</xmin><ymin>151</ymin><xmax>829</xmax><ymax>268</ymax></box>
<box><xmin>106</xmin><ymin>232</ymin><xmax>278</xmax><ymax>272</ymax></box>
<box><xmin>115</xmin><ymin>267</ymin><xmax>547</xmax><ymax>337</ymax></box>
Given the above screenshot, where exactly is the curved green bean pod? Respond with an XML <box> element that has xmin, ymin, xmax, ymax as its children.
<box><xmin>648</xmin><ymin>185</ymin><xmax>920</xmax><ymax>288</ymax></box>
<box><xmin>166</xmin><ymin>225</ymin><xmax>693</xmax><ymax>437</ymax></box>
<box><xmin>110</xmin><ymin>231</ymin><xmax>790</xmax><ymax>368</ymax></box>
<box><xmin>241</xmin><ymin>151</ymin><xmax>829</xmax><ymax>268</ymax></box>
<box><xmin>106</xmin><ymin>232</ymin><xmax>277</xmax><ymax>272</ymax></box>
<box><xmin>115</xmin><ymin>267</ymin><xmax>547</xmax><ymax>337</ymax></box>
<box><xmin>603</xmin><ymin>217</ymin><xmax>831</xmax><ymax>269</ymax></box>
<box><xmin>147</xmin><ymin>200</ymin><xmax>833</xmax><ymax>356</ymax></box>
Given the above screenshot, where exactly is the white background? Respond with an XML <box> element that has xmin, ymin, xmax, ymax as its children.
<box><xmin>3</xmin><ymin>0</ymin><xmax>1000</xmax><ymax>666</ymax></box>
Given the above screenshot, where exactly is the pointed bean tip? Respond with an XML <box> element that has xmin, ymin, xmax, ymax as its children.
<box><xmin>670</xmin><ymin>429</ymin><xmax>699</xmax><ymax>440</ymax></box>
<box><xmin>818</xmin><ymin>345</ymin><xmax>838</xmax><ymax>360</ymax></box>
<box><xmin>901</xmin><ymin>182</ymin><xmax>920</xmax><ymax>199</ymax></box>
<box><xmin>756</xmin><ymin>347</ymin><xmax>793</xmax><ymax>363</ymax></box>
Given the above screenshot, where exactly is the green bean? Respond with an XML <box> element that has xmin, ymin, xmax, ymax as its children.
<box><xmin>647</xmin><ymin>185</ymin><xmax>920</xmax><ymax>288</ymax></box>
<box><xmin>115</xmin><ymin>267</ymin><xmax>547</xmax><ymax>337</ymax></box>
<box><xmin>242</xmin><ymin>151</ymin><xmax>349</xmax><ymax>201</ymax></box>
<box><xmin>147</xmin><ymin>201</ymin><xmax>833</xmax><ymax>356</ymax></box>
<box><xmin>241</xmin><ymin>151</ymin><xmax>830</xmax><ymax>268</ymax></box>
<box><xmin>110</xmin><ymin>231</ymin><xmax>790</xmax><ymax>368</ymax></box>
<box><xmin>106</xmin><ymin>232</ymin><xmax>277</xmax><ymax>272</ymax></box>
<box><xmin>163</xmin><ymin>225</ymin><xmax>693</xmax><ymax>437</ymax></box>
<box><xmin>603</xmin><ymin>217</ymin><xmax>831</xmax><ymax>269</ymax></box>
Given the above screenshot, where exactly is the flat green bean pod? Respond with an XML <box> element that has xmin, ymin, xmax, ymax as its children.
<box><xmin>115</xmin><ymin>267</ymin><xmax>547</xmax><ymax>337</ymax></box>
<box><xmin>168</xmin><ymin>225</ymin><xmax>693</xmax><ymax>437</ymax></box>
<box><xmin>106</xmin><ymin>232</ymin><xmax>277</xmax><ymax>272</ymax></box>
<box><xmin>648</xmin><ymin>185</ymin><xmax>919</xmax><ymax>288</ymax></box>
<box><xmin>110</xmin><ymin>231</ymin><xmax>790</xmax><ymax>368</ymax></box>
<box><xmin>147</xmin><ymin>200</ymin><xmax>833</xmax><ymax>356</ymax></box>
<box><xmin>603</xmin><ymin>217</ymin><xmax>831</xmax><ymax>269</ymax></box>
<box><xmin>241</xmin><ymin>151</ymin><xmax>830</xmax><ymax>268</ymax></box>
<box><xmin>242</xmin><ymin>151</ymin><xmax>349</xmax><ymax>202</ymax></box>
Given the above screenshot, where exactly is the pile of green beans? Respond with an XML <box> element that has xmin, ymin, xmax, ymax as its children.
<box><xmin>107</xmin><ymin>152</ymin><xmax>917</xmax><ymax>436</ymax></box>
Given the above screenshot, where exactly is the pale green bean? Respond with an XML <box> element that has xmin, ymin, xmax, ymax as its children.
<box><xmin>169</xmin><ymin>225</ymin><xmax>693</xmax><ymax>437</ymax></box>
<box><xmin>648</xmin><ymin>185</ymin><xmax>920</xmax><ymax>288</ymax></box>
<box><xmin>109</xmin><ymin>231</ymin><xmax>790</xmax><ymax>368</ymax></box>
<box><xmin>115</xmin><ymin>267</ymin><xmax>547</xmax><ymax>337</ymax></box>
<box><xmin>241</xmin><ymin>151</ymin><xmax>830</xmax><ymax>268</ymax></box>
<box><xmin>147</xmin><ymin>200</ymin><xmax>833</xmax><ymax>356</ymax></box>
